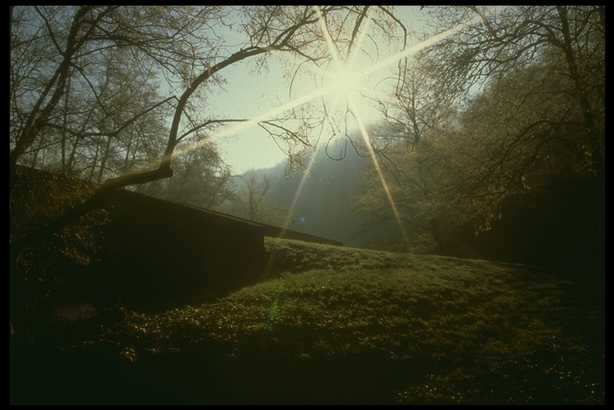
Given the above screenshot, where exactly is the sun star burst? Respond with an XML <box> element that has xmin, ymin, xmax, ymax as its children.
<box><xmin>149</xmin><ymin>9</ymin><xmax>492</xmax><ymax>240</ymax></box>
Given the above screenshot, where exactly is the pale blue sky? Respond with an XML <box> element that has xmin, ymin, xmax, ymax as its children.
<box><xmin>190</xmin><ymin>6</ymin><xmax>431</xmax><ymax>174</ymax></box>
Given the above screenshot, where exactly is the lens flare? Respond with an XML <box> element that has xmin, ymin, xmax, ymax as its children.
<box><xmin>171</xmin><ymin>85</ymin><xmax>332</xmax><ymax>159</ymax></box>
<box><xmin>208</xmin><ymin>11</ymin><xmax>479</xmax><ymax>153</ymax></box>
<box><xmin>349</xmin><ymin>99</ymin><xmax>409</xmax><ymax>247</ymax></box>
<box><xmin>314</xmin><ymin>6</ymin><xmax>343</xmax><ymax>68</ymax></box>
<box><xmin>346</xmin><ymin>8</ymin><xmax>372</xmax><ymax>64</ymax></box>
<box><xmin>361</xmin><ymin>15</ymin><xmax>481</xmax><ymax>77</ymax></box>
<box><xmin>278</xmin><ymin>147</ymin><xmax>319</xmax><ymax>239</ymax></box>
<box><xmin>264</xmin><ymin>136</ymin><xmax>322</xmax><ymax>276</ymax></box>
<box><xmin>128</xmin><ymin>9</ymin><xmax>487</xmax><ymax>211</ymax></box>
<box><xmin>276</xmin><ymin>87</ymin><xmax>347</xmax><ymax>237</ymax></box>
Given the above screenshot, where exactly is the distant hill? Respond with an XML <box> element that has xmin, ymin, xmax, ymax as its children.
<box><xmin>221</xmin><ymin>137</ymin><xmax>404</xmax><ymax>249</ymax></box>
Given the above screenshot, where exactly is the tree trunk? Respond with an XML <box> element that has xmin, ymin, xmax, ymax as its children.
<box><xmin>30</xmin><ymin>137</ymin><xmax>46</xmax><ymax>169</ymax></box>
<box><xmin>10</xmin><ymin>6</ymin><xmax>92</xmax><ymax>185</ymax></box>
<box><xmin>67</xmin><ymin>136</ymin><xmax>79</xmax><ymax>174</ymax></box>
<box><xmin>97</xmin><ymin>135</ymin><xmax>113</xmax><ymax>183</ymax></box>
<box><xmin>123</xmin><ymin>133</ymin><xmax>133</xmax><ymax>171</ymax></box>
<box><xmin>89</xmin><ymin>143</ymin><xmax>100</xmax><ymax>182</ymax></box>
<box><xmin>61</xmin><ymin>69</ymin><xmax>72</xmax><ymax>171</ymax></box>
<box><xmin>557</xmin><ymin>6</ymin><xmax>603</xmax><ymax>174</ymax></box>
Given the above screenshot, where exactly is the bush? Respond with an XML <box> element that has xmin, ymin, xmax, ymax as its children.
<box><xmin>10</xmin><ymin>166</ymin><xmax>109</xmax><ymax>338</ymax></box>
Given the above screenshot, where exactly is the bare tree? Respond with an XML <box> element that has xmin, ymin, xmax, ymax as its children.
<box><xmin>11</xmin><ymin>6</ymin><xmax>111</xmax><ymax>181</ymax></box>
<box><xmin>138</xmin><ymin>139</ymin><xmax>234</xmax><ymax>210</ymax></box>
<box><xmin>417</xmin><ymin>5</ymin><xmax>604</xmax><ymax>173</ymax></box>
<box><xmin>235</xmin><ymin>172</ymin><xmax>271</xmax><ymax>222</ymax></box>
<box><xmin>373</xmin><ymin>59</ymin><xmax>455</xmax><ymax>152</ymax></box>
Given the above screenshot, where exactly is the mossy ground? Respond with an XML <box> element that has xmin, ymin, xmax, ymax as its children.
<box><xmin>11</xmin><ymin>237</ymin><xmax>604</xmax><ymax>404</ymax></box>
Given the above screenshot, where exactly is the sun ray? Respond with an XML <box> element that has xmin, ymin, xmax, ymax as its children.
<box><xmin>348</xmin><ymin>99</ymin><xmax>409</xmax><ymax>247</ymax></box>
<box><xmin>156</xmin><ymin>10</ymin><xmax>490</xmax><ymax>190</ymax></box>
<box><xmin>346</xmin><ymin>8</ymin><xmax>372</xmax><ymax>65</ymax></box>
<box><xmin>361</xmin><ymin>12</ymin><xmax>486</xmax><ymax>77</ymax></box>
<box><xmin>172</xmin><ymin>67</ymin><xmax>372</xmax><ymax>163</ymax></box>
<box><xmin>259</xmin><ymin>9</ymin><xmax>488</xmax><ymax>273</ymax></box>
<box><xmin>291</xmin><ymin>58</ymin><xmax>330</xmax><ymax>80</ymax></box>
<box><xmin>176</xmin><ymin>13</ymin><xmax>482</xmax><ymax>160</ymax></box>
<box><xmin>314</xmin><ymin>6</ymin><xmax>343</xmax><ymax>68</ymax></box>
<box><xmin>264</xmin><ymin>147</ymin><xmax>319</xmax><ymax>275</ymax></box>
<box><xmin>277</xmin><ymin>147</ymin><xmax>319</xmax><ymax>238</ymax></box>
<box><xmin>273</xmin><ymin>89</ymin><xmax>349</xmax><ymax>245</ymax></box>
<box><xmin>172</xmin><ymin>85</ymin><xmax>334</xmax><ymax>159</ymax></box>
<box><xmin>324</xmin><ymin>94</ymin><xmax>344</xmax><ymax>138</ymax></box>
<box><xmin>275</xmin><ymin>92</ymin><xmax>348</xmax><ymax>237</ymax></box>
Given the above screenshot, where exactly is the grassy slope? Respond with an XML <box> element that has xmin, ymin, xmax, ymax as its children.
<box><xmin>17</xmin><ymin>238</ymin><xmax>604</xmax><ymax>404</ymax></box>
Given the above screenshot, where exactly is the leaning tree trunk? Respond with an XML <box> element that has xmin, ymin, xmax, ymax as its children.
<box><xmin>97</xmin><ymin>135</ymin><xmax>113</xmax><ymax>184</ymax></box>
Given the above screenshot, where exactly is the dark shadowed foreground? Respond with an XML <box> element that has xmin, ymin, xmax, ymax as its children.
<box><xmin>10</xmin><ymin>238</ymin><xmax>603</xmax><ymax>404</ymax></box>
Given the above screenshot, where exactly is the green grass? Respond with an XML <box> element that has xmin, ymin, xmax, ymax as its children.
<box><xmin>15</xmin><ymin>237</ymin><xmax>604</xmax><ymax>404</ymax></box>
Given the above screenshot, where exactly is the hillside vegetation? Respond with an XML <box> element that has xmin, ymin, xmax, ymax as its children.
<box><xmin>13</xmin><ymin>237</ymin><xmax>602</xmax><ymax>404</ymax></box>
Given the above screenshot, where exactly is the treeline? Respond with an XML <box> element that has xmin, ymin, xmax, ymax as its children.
<box><xmin>233</xmin><ymin>7</ymin><xmax>605</xmax><ymax>280</ymax></box>
<box><xmin>356</xmin><ymin>6</ymin><xmax>603</xmax><ymax>281</ymax></box>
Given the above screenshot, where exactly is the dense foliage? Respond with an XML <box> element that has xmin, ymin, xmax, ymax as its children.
<box><xmin>10</xmin><ymin>167</ymin><xmax>109</xmax><ymax>337</ymax></box>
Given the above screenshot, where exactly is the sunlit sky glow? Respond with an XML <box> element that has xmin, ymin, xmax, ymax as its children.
<box><xmin>206</xmin><ymin>6</ymin><xmax>431</xmax><ymax>174</ymax></box>
<box><xmin>166</xmin><ymin>6</ymin><xmax>494</xmax><ymax>177</ymax></box>
<box><xmin>182</xmin><ymin>5</ymin><xmax>490</xmax><ymax>242</ymax></box>
<box><xmin>175</xmin><ymin>5</ymin><xmax>489</xmax><ymax>241</ymax></box>
<box><xmin>160</xmin><ymin>6</ymin><xmax>490</xmax><ymax>241</ymax></box>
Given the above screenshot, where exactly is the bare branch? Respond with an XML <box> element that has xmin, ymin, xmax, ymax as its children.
<box><xmin>176</xmin><ymin>118</ymin><xmax>248</xmax><ymax>143</ymax></box>
<box><xmin>33</xmin><ymin>7</ymin><xmax>63</xmax><ymax>55</ymax></box>
<box><xmin>346</xmin><ymin>6</ymin><xmax>370</xmax><ymax>60</ymax></box>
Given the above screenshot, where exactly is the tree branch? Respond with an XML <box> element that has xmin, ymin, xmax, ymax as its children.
<box><xmin>34</xmin><ymin>6</ymin><xmax>63</xmax><ymax>55</ymax></box>
<box><xmin>176</xmin><ymin>118</ymin><xmax>248</xmax><ymax>143</ymax></box>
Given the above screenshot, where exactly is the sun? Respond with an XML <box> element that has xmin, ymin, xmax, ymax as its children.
<box><xmin>172</xmin><ymin>7</ymin><xmax>487</xmax><ymax>244</ymax></box>
<box><xmin>316</xmin><ymin>61</ymin><xmax>382</xmax><ymax>132</ymax></box>
<box><xmin>324</xmin><ymin>65</ymin><xmax>364</xmax><ymax>101</ymax></box>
